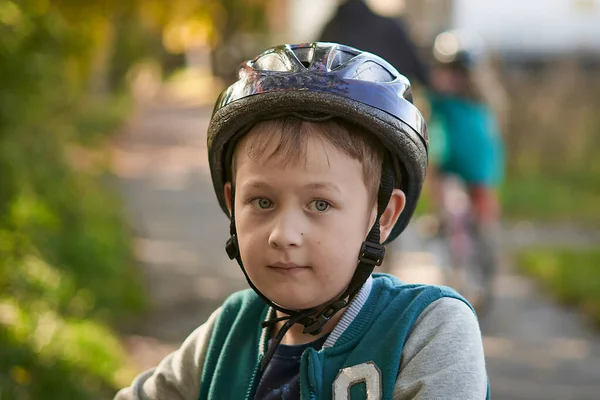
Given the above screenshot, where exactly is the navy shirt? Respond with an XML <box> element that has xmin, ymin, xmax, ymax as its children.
<box><xmin>254</xmin><ymin>334</ymin><xmax>329</xmax><ymax>400</ymax></box>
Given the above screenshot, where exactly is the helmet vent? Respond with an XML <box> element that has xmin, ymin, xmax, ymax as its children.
<box><xmin>330</xmin><ymin>49</ymin><xmax>356</xmax><ymax>70</ymax></box>
<box><xmin>254</xmin><ymin>53</ymin><xmax>289</xmax><ymax>72</ymax></box>
<box><xmin>292</xmin><ymin>47</ymin><xmax>315</xmax><ymax>69</ymax></box>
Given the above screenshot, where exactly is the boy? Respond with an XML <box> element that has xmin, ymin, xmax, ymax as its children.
<box><xmin>115</xmin><ymin>42</ymin><xmax>488</xmax><ymax>400</ymax></box>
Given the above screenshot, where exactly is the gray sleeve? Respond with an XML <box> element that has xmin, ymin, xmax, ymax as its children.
<box><xmin>393</xmin><ymin>298</ymin><xmax>487</xmax><ymax>400</ymax></box>
<box><xmin>113</xmin><ymin>307</ymin><xmax>221</xmax><ymax>400</ymax></box>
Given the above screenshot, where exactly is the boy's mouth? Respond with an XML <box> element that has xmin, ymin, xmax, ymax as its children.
<box><xmin>268</xmin><ymin>262</ymin><xmax>310</xmax><ymax>273</ymax></box>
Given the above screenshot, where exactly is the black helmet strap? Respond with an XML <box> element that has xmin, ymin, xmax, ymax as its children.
<box><xmin>225</xmin><ymin>159</ymin><xmax>395</xmax><ymax>371</ymax></box>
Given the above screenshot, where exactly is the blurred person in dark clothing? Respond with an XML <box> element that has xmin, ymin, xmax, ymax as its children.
<box><xmin>319</xmin><ymin>0</ymin><xmax>430</xmax><ymax>87</ymax></box>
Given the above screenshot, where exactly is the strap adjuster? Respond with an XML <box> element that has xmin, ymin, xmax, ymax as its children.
<box><xmin>302</xmin><ymin>300</ymin><xmax>347</xmax><ymax>335</ymax></box>
<box><xmin>225</xmin><ymin>235</ymin><xmax>239</xmax><ymax>260</ymax></box>
<box><xmin>358</xmin><ymin>241</ymin><xmax>385</xmax><ymax>266</ymax></box>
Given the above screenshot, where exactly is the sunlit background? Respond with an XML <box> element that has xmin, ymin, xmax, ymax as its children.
<box><xmin>1</xmin><ymin>0</ymin><xmax>599</xmax><ymax>399</ymax></box>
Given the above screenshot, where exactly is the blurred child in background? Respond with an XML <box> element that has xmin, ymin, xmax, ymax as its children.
<box><xmin>426</xmin><ymin>30</ymin><xmax>507</xmax><ymax>309</ymax></box>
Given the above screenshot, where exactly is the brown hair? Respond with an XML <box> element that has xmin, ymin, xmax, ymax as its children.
<box><xmin>231</xmin><ymin>116</ymin><xmax>386</xmax><ymax>202</ymax></box>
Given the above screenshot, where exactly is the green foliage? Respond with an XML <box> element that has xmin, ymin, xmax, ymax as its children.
<box><xmin>500</xmin><ymin>172</ymin><xmax>600</xmax><ymax>226</ymax></box>
<box><xmin>73</xmin><ymin>93</ymin><xmax>133</xmax><ymax>147</ymax></box>
<box><xmin>517</xmin><ymin>249</ymin><xmax>600</xmax><ymax>328</ymax></box>
<box><xmin>0</xmin><ymin>297</ymin><xmax>130</xmax><ymax>399</ymax></box>
<box><xmin>501</xmin><ymin>62</ymin><xmax>600</xmax><ymax>225</ymax></box>
<box><xmin>0</xmin><ymin>2</ymin><xmax>150</xmax><ymax>398</ymax></box>
<box><xmin>0</xmin><ymin>120</ymin><xmax>143</xmax><ymax>399</ymax></box>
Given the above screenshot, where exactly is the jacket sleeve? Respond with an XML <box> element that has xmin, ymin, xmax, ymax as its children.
<box><xmin>114</xmin><ymin>307</ymin><xmax>221</xmax><ymax>400</ymax></box>
<box><xmin>393</xmin><ymin>298</ymin><xmax>488</xmax><ymax>399</ymax></box>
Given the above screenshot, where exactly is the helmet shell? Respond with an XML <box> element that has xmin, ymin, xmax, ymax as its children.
<box><xmin>207</xmin><ymin>42</ymin><xmax>428</xmax><ymax>242</ymax></box>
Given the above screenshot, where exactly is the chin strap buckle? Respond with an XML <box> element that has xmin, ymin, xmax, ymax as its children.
<box><xmin>358</xmin><ymin>241</ymin><xmax>386</xmax><ymax>266</ymax></box>
<box><xmin>302</xmin><ymin>300</ymin><xmax>347</xmax><ymax>335</ymax></box>
<box><xmin>225</xmin><ymin>235</ymin><xmax>239</xmax><ymax>260</ymax></box>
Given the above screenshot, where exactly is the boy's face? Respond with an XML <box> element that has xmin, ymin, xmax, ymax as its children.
<box><xmin>226</xmin><ymin>129</ymin><xmax>378</xmax><ymax>310</ymax></box>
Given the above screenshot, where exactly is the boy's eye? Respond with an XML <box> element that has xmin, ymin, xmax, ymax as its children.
<box><xmin>251</xmin><ymin>198</ymin><xmax>273</xmax><ymax>209</ymax></box>
<box><xmin>309</xmin><ymin>200</ymin><xmax>331</xmax><ymax>212</ymax></box>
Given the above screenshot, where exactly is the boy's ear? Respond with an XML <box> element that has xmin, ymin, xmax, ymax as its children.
<box><xmin>224</xmin><ymin>182</ymin><xmax>233</xmax><ymax>215</ymax></box>
<box><xmin>379</xmin><ymin>189</ymin><xmax>406</xmax><ymax>244</ymax></box>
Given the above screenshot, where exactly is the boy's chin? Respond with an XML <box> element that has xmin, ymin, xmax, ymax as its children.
<box><xmin>269</xmin><ymin>294</ymin><xmax>328</xmax><ymax>312</ymax></box>
<box><xmin>263</xmin><ymin>285</ymin><xmax>350</xmax><ymax>313</ymax></box>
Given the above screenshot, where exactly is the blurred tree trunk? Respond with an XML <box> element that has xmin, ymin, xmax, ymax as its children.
<box><xmin>88</xmin><ymin>16</ymin><xmax>116</xmax><ymax>99</ymax></box>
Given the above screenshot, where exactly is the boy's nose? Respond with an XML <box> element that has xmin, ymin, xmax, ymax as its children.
<box><xmin>268</xmin><ymin>211</ymin><xmax>304</xmax><ymax>249</ymax></box>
